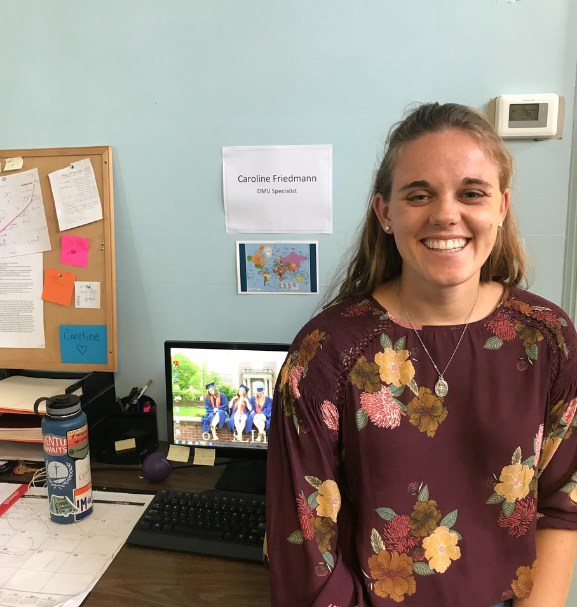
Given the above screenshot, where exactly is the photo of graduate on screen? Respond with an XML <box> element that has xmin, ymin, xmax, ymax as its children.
<box><xmin>200</xmin><ymin>382</ymin><xmax>229</xmax><ymax>440</ymax></box>
<box><xmin>246</xmin><ymin>383</ymin><xmax>272</xmax><ymax>443</ymax></box>
<box><xmin>227</xmin><ymin>384</ymin><xmax>252</xmax><ymax>442</ymax></box>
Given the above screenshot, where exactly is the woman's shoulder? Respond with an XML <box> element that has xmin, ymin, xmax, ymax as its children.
<box><xmin>504</xmin><ymin>287</ymin><xmax>574</xmax><ymax>325</ymax></box>
<box><xmin>290</xmin><ymin>295</ymin><xmax>385</xmax><ymax>349</ymax></box>
<box><xmin>503</xmin><ymin>286</ymin><xmax>576</xmax><ymax>355</ymax></box>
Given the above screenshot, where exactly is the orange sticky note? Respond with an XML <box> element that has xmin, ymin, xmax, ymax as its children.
<box><xmin>42</xmin><ymin>269</ymin><xmax>76</xmax><ymax>306</ymax></box>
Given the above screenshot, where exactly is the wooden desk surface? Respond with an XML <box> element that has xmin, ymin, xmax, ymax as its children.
<box><xmin>1</xmin><ymin>450</ymin><xmax>271</xmax><ymax>607</ymax></box>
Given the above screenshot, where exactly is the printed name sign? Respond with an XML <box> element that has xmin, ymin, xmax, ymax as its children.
<box><xmin>60</xmin><ymin>325</ymin><xmax>108</xmax><ymax>364</ymax></box>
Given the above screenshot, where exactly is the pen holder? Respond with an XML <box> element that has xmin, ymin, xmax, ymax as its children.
<box><xmin>94</xmin><ymin>396</ymin><xmax>158</xmax><ymax>465</ymax></box>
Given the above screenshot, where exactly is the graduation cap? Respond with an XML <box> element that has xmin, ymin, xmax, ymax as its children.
<box><xmin>256</xmin><ymin>386</ymin><xmax>265</xmax><ymax>393</ymax></box>
<box><xmin>206</xmin><ymin>382</ymin><xmax>215</xmax><ymax>390</ymax></box>
<box><xmin>239</xmin><ymin>384</ymin><xmax>249</xmax><ymax>393</ymax></box>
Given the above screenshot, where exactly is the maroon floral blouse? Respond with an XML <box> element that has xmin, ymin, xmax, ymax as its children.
<box><xmin>266</xmin><ymin>286</ymin><xmax>577</xmax><ymax>606</ymax></box>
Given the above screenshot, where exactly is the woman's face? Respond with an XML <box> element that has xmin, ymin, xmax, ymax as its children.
<box><xmin>374</xmin><ymin>129</ymin><xmax>510</xmax><ymax>289</ymax></box>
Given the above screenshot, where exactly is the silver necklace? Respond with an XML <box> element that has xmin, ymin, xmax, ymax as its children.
<box><xmin>395</xmin><ymin>280</ymin><xmax>480</xmax><ymax>398</ymax></box>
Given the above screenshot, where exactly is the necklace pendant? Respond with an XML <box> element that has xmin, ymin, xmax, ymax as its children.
<box><xmin>435</xmin><ymin>378</ymin><xmax>448</xmax><ymax>398</ymax></box>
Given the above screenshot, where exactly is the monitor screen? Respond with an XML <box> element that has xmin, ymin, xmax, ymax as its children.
<box><xmin>165</xmin><ymin>341</ymin><xmax>289</xmax><ymax>453</ymax></box>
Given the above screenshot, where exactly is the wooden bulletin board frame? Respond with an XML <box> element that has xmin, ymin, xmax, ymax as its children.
<box><xmin>0</xmin><ymin>146</ymin><xmax>117</xmax><ymax>371</ymax></box>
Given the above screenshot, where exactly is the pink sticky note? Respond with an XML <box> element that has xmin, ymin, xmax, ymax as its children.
<box><xmin>60</xmin><ymin>235</ymin><xmax>89</xmax><ymax>268</ymax></box>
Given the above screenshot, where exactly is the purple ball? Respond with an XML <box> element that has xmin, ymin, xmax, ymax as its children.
<box><xmin>142</xmin><ymin>452</ymin><xmax>171</xmax><ymax>483</ymax></box>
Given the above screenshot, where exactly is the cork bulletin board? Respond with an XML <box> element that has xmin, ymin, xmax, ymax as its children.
<box><xmin>0</xmin><ymin>146</ymin><xmax>117</xmax><ymax>371</ymax></box>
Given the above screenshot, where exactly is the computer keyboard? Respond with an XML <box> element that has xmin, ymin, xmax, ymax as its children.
<box><xmin>127</xmin><ymin>488</ymin><xmax>266</xmax><ymax>562</ymax></box>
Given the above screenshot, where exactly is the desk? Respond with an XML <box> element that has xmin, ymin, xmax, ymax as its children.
<box><xmin>1</xmin><ymin>447</ymin><xmax>271</xmax><ymax>607</ymax></box>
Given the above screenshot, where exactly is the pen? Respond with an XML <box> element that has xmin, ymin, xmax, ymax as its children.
<box><xmin>125</xmin><ymin>381</ymin><xmax>151</xmax><ymax>411</ymax></box>
<box><xmin>137</xmin><ymin>379</ymin><xmax>152</xmax><ymax>401</ymax></box>
<box><xmin>134</xmin><ymin>379</ymin><xmax>152</xmax><ymax>411</ymax></box>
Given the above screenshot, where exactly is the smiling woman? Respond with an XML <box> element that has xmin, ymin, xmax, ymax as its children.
<box><xmin>266</xmin><ymin>103</ymin><xmax>577</xmax><ymax>607</ymax></box>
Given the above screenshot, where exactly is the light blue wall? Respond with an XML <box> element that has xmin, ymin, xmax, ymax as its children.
<box><xmin>1</xmin><ymin>0</ymin><xmax>577</xmax><ymax>598</ymax></box>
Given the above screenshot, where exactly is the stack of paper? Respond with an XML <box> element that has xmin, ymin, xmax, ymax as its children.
<box><xmin>0</xmin><ymin>413</ymin><xmax>42</xmax><ymax>441</ymax></box>
<box><xmin>0</xmin><ymin>376</ymin><xmax>80</xmax><ymax>447</ymax></box>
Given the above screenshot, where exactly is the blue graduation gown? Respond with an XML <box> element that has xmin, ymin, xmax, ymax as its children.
<box><xmin>226</xmin><ymin>397</ymin><xmax>252</xmax><ymax>432</ymax></box>
<box><xmin>200</xmin><ymin>393</ymin><xmax>229</xmax><ymax>433</ymax></box>
<box><xmin>246</xmin><ymin>395</ymin><xmax>272</xmax><ymax>433</ymax></box>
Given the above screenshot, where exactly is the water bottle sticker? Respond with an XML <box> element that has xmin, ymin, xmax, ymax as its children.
<box><xmin>46</xmin><ymin>460</ymin><xmax>74</xmax><ymax>487</ymax></box>
<box><xmin>43</xmin><ymin>434</ymin><xmax>68</xmax><ymax>456</ymax></box>
<box><xmin>75</xmin><ymin>454</ymin><xmax>91</xmax><ymax>486</ymax></box>
<box><xmin>74</xmin><ymin>482</ymin><xmax>93</xmax><ymax>521</ymax></box>
<box><xmin>49</xmin><ymin>494</ymin><xmax>77</xmax><ymax>517</ymax></box>
<box><xmin>67</xmin><ymin>424</ymin><xmax>89</xmax><ymax>459</ymax></box>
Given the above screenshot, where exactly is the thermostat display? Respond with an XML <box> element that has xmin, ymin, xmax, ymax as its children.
<box><xmin>492</xmin><ymin>93</ymin><xmax>561</xmax><ymax>139</ymax></box>
<box><xmin>509</xmin><ymin>103</ymin><xmax>539</xmax><ymax>122</ymax></box>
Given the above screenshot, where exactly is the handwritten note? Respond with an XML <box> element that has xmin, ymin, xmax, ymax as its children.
<box><xmin>60</xmin><ymin>234</ymin><xmax>89</xmax><ymax>267</ymax></box>
<box><xmin>42</xmin><ymin>269</ymin><xmax>76</xmax><ymax>306</ymax></box>
<box><xmin>48</xmin><ymin>159</ymin><xmax>103</xmax><ymax>231</ymax></box>
<box><xmin>4</xmin><ymin>157</ymin><xmax>24</xmax><ymax>171</ymax></box>
<box><xmin>193</xmin><ymin>448</ymin><xmax>216</xmax><ymax>467</ymax></box>
<box><xmin>167</xmin><ymin>444</ymin><xmax>190</xmax><ymax>463</ymax></box>
<box><xmin>59</xmin><ymin>325</ymin><xmax>108</xmax><ymax>364</ymax></box>
<box><xmin>75</xmin><ymin>281</ymin><xmax>100</xmax><ymax>309</ymax></box>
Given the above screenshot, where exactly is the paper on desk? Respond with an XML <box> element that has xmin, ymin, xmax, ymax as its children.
<box><xmin>167</xmin><ymin>444</ymin><xmax>190</xmax><ymax>462</ymax></box>
<box><xmin>3</xmin><ymin>157</ymin><xmax>24</xmax><ymax>171</ymax></box>
<box><xmin>0</xmin><ymin>168</ymin><xmax>51</xmax><ymax>259</ymax></box>
<box><xmin>193</xmin><ymin>448</ymin><xmax>215</xmax><ymax>466</ymax></box>
<box><xmin>0</xmin><ymin>485</ymin><xmax>153</xmax><ymax>607</ymax></box>
<box><xmin>49</xmin><ymin>159</ymin><xmax>103</xmax><ymax>232</ymax></box>
<box><xmin>0</xmin><ymin>253</ymin><xmax>45</xmax><ymax>348</ymax></box>
<box><xmin>75</xmin><ymin>282</ymin><xmax>100</xmax><ymax>309</ymax></box>
<box><xmin>0</xmin><ymin>375</ymin><xmax>80</xmax><ymax>414</ymax></box>
<box><xmin>55</xmin><ymin>590</ymin><xmax>89</xmax><ymax>607</ymax></box>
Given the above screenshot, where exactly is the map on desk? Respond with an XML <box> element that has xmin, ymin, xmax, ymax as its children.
<box><xmin>237</xmin><ymin>241</ymin><xmax>318</xmax><ymax>294</ymax></box>
<box><xmin>0</xmin><ymin>484</ymin><xmax>152</xmax><ymax>607</ymax></box>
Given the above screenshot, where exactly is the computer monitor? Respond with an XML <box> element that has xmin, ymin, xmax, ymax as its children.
<box><xmin>165</xmin><ymin>340</ymin><xmax>290</xmax><ymax>493</ymax></box>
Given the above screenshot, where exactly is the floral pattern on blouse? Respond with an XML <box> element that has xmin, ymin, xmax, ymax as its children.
<box><xmin>487</xmin><ymin>444</ymin><xmax>538</xmax><ymax>537</ymax></box>
<box><xmin>288</xmin><ymin>476</ymin><xmax>341</xmax><ymax>575</ymax></box>
<box><xmin>341</xmin><ymin>299</ymin><xmax>382</xmax><ymax>318</ymax></box>
<box><xmin>483</xmin><ymin>291</ymin><xmax>570</xmax><ymax>371</ymax></box>
<box><xmin>354</xmin><ymin>331</ymin><xmax>449</xmax><ymax>438</ymax></box>
<box><xmin>487</xmin><ymin>395</ymin><xmax>577</xmax><ymax>538</ymax></box>
<box><xmin>510</xmin><ymin>560</ymin><xmax>537</xmax><ymax>600</ymax></box>
<box><xmin>280</xmin><ymin>328</ymin><xmax>326</xmax><ymax>433</ymax></box>
<box><xmin>364</xmin><ymin>483</ymin><xmax>461</xmax><ymax>602</ymax></box>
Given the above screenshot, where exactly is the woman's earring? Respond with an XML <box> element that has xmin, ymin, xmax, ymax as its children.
<box><xmin>385</xmin><ymin>226</ymin><xmax>391</xmax><ymax>232</ymax></box>
<box><xmin>498</xmin><ymin>222</ymin><xmax>503</xmax><ymax>228</ymax></box>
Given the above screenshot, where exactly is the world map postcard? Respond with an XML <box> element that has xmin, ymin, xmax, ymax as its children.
<box><xmin>236</xmin><ymin>241</ymin><xmax>318</xmax><ymax>294</ymax></box>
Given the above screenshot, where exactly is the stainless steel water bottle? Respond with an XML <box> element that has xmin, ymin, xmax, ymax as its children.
<box><xmin>34</xmin><ymin>394</ymin><xmax>93</xmax><ymax>523</ymax></box>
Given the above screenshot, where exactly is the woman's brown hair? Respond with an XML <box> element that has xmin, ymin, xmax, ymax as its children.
<box><xmin>324</xmin><ymin>102</ymin><xmax>527</xmax><ymax>309</ymax></box>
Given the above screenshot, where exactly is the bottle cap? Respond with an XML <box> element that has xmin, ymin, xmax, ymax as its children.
<box><xmin>44</xmin><ymin>394</ymin><xmax>81</xmax><ymax>419</ymax></box>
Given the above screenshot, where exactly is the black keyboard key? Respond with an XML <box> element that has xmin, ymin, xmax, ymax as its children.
<box><xmin>137</xmin><ymin>521</ymin><xmax>152</xmax><ymax>530</ymax></box>
<box><xmin>224</xmin><ymin>532</ymin><xmax>235</xmax><ymax>541</ymax></box>
<box><xmin>247</xmin><ymin>534</ymin><xmax>259</xmax><ymax>544</ymax></box>
<box><xmin>235</xmin><ymin>532</ymin><xmax>247</xmax><ymax>542</ymax></box>
<box><xmin>144</xmin><ymin>515</ymin><xmax>162</xmax><ymax>523</ymax></box>
<box><xmin>162</xmin><ymin>524</ymin><xmax>173</xmax><ymax>532</ymax></box>
<box><xmin>257</xmin><ymin>522</ymin><xmax>267</xmax><ymax>532</ymax></box>
<box><xmin>151</xmin><ymin>523</ymin><xmax>162</xmax><ymax>532</ymax></box>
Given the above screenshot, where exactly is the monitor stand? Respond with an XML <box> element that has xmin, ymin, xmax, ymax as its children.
<box><xmin>215</xmin><ymin>458</ymin><xmax>267</xmax><ymax>495</ymax></box>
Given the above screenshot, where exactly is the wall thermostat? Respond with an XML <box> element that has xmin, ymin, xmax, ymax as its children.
<box><xmin>488</xmin><ymin>93</ymin><xmax>565</xmax><ymax>140</ymax></box>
